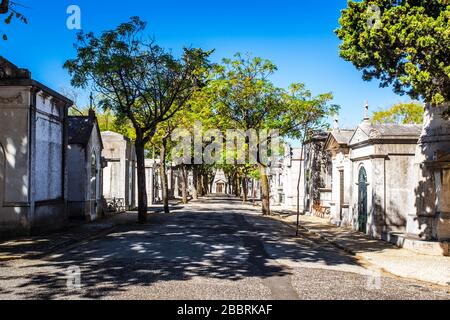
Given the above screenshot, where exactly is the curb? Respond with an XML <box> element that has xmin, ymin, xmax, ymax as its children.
<box><xmin>266</xmin><ymin>213</ymin><xmax>450</xmax><ymax>288</ymax></box>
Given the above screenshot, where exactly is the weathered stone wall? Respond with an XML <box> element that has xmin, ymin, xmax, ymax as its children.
<box><xmin>350</xmin><ymin>142</ymin><xmax>417</xmax><ymax>237</ymax></box>
<box><xmin>330</xmin><ymin>150</ymin><xmax>352</xmax><ymax>226</ymax></box>
<box><xmin>34</xmin><ymin>93</ymin><xmax>64</xmax><ymax>202</ymax></box>
<box><xmin>282</xmin><ymin>148</ymin><xmax>305</xmax><ymax>211</ymax></box>
<box><xmin>0</xmin><ymin>87</ymin><xmax>31</xmax><ymax>235</ymax></box>
<box><xmin>67</xmin><ymin>144</ymin><xmax>86</xmax><ymax>218</ymax></box>
<box><xmin>407</xmin><ymin>104</ymin><xmax>450</xmax><ymax>241</ymax></box>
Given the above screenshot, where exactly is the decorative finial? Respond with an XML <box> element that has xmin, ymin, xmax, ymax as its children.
<box><xmin>89</xmin><ymin>92</ymin><xmax>94</xmax><ymax>109</ymax></box>
<box><xmin>333</xmin><ymin>115</ymin><xmax>340</xmax><ymax>131</ymax></box>
<box><xmin>364</xmin><ymin>100</ymin><xmax>369</xmax><ymax>121</ymax></box>
<box><xmin>88</xmin><ymin>92</ymin><xmax>95</xmax><ymax>119</ymax></box>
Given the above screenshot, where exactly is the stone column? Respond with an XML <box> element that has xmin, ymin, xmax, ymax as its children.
<box><xmin>407</xmin><ymin>104</ymin><xmax>450</xmax><ymax>241</ymax></box>
<box><xmin>371</xmin><ymin>157</ymin><xmax>386</xmax><ymax>238</ymax></box>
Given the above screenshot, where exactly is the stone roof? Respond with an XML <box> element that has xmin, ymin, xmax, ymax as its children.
<box><xmin>349</xmin><ymin>121</ymin><xmax>422</xmax><ymax>146</ymax></box>
<box><xmin>330</xmin><ymin>130</ymin><xmax>354</xmax><ymax>145</ymax></box>
<box><xmin>68</xmin><ymin>116</ymin><xmax>95</xmax><ymax>145</ymax></box>
<box><xmin>361</xmin><ymin>123</ymin><xmax>422</xmax><ymax>137</ymax></box>
<box><xmin>101</xmin><ymin>131</ymin><xmax>131</xmax><ymax>141</ymax></box>
<box><xmin>68</xmin><ymin>111</ymin><xmax>103</xmax><ymax>148</ymax></box>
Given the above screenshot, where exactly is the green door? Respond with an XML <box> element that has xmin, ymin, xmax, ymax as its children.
<box><xmin>358</xmin><ymin>167</ymin><xmax>368</xmax><ymax>233</ymax></box>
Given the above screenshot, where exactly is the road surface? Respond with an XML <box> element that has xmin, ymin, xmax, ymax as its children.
<box><xmin>0</xmin><ymin>197</ymin><xmax>448</xmax><ymax>300</ymax></box>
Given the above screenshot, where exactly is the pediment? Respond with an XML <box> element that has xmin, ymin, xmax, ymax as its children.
<box><xmin>325</xmin><ymin>135</ymin><xmax>339</xmax><ymax>151</ymax></box>
<box><xmin>349</xmin><ymin>127</ymin><xmax>369</xmax><ymax>145</ymax></box>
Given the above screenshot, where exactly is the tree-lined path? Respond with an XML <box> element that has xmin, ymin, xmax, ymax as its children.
<box><xmin>0</xmin><ymin>197</ymin><xmax>448</xmax><ymax>300</ymax></box>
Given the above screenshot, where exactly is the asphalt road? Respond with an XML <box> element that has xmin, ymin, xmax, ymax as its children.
<box><xmin>0</xmin><ymin>197</ymin><xmax>448</xmax><ymax>300</ymax></box>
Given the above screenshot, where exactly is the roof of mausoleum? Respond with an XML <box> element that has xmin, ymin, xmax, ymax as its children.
<box><xmin>0</xmin><ymin>56</ymin><xmax>73</xmax><ymax>106</ymax></box>
<box><xmin>325</xmin><ymin>129</ymin><xmax>354</xmax><ymax>149</ymax></box>
<box><xmin>349</xmin><ymin>121</ymin><xmax>422</xmax><ymax>147</ymax></box>
<box><xmin>101</xmin><ymin>130</ymin><xmax>131</xmax><ymax>142</ymax></box>
<box><xmin>304</xmin><ymin>131</ymin><xmax>329</xmax><ymax>144</ymax></box>
<box><xmin>68</xmin><ymin>110</ymin><xmax>103</xmax><ymax>148</ymax></box>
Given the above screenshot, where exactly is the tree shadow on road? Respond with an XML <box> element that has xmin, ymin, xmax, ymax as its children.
<box><xmin>3</xmin><ymin>198</ymin><xmax>364</xmax><ymax>300</ymax></box>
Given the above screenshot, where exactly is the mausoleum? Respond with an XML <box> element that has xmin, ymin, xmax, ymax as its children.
<box><xmin>0</xmin><ymin>57</ymin><xmax>72</xmax><ymax>236</ymax></box>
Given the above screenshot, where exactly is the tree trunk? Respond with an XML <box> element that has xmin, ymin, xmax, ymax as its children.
<box><xmin>296</xmin><ymin>142</ymin><xmax>306</xmax><ymax>236</ymax></box>
<box><xmin>160</xmin><ymin>142</ymin><xmax>170</xmax><ymax>214</ymax></box>
<box><xmin>203</xmin><ymin>174</ymin><xmax>209</xmax><ymax>196</ymax></box>
<box><xmin>135</xmin><ymin>139</ymin><xmax>148</xmax><ymax>224</ymax></box>
<box><xmin>242</xmin><ymin>176</ymin><xmax>248</xmax><ymax>203</ymax></box>
<box><xmin>180</xmin><ymin>165</ymin><xmax>188</xmax><ymax>204</ymax></box>
<box><xmin>259</xmin><ymin>164</ymin><xmax>270</xmax><ymax>215</ymax></box>
<box><xmin>192</xmin><ymin>167</ymin><xmax>199</xmax><ymax>200</ymax></box>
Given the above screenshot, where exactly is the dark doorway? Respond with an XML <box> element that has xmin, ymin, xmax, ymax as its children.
<box><xmin>216</xmin><ymin>182</ymin><xmax>224</xmax><ymax>194</ymax></box>
<box><xmin>358</xmin><ymin>167</ymin><xmax>368</xmax><ymax>234</ymax></box>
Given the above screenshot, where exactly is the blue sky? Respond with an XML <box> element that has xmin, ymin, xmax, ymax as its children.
<box><xmin>1</xmin><ymin>0</ymin><xmax>414</xmax><ymax>130</ymax></box>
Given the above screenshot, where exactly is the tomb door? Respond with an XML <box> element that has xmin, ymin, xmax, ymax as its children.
<box><xmin>90</xmin><ymin>152</ymin><xmax>97</xmax><ymax>216</ymax></box>
<box><xmin>358</xmin><ymin>167</ymin><xmax>368</xmax><ymax>233</ymax></box>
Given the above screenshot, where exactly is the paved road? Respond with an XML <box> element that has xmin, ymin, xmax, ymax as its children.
<box><xmin>0</xmin><ymin>197</ymin><xmax>448</xmax><ymax>300</ymax></box>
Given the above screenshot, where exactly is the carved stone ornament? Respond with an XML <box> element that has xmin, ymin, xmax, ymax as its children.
<box><xmin>0</xmin><ymin>93</ymin><xmax>23</xmax><ymax>104</ymax></box>
<box><xmin>369</xmin><ymin>129</ymin><xmax>382</xmax><ymax>139</ymax></box>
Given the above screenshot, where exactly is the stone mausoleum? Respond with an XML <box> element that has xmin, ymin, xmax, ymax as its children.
<box><xmin>101</xmin><ymin>131</ymin><xmax>136</xmax><ymax>211</ymax></box>
<box><xmin>67</xmin><ymin>109</ymin><xmax>104</xmax><ymax>221</ymax></box>
<box><xmin>348</xmin><ymin>115</ymin><xmax>421</xmax><ymax>238</ymax></box>
<box><xmin>0</xmin><ymin>57</ymin><xmax>72</xmax><ymax>236</ymax></box>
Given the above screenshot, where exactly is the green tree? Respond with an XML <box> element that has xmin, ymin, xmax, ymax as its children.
<box><xmin>280</xmin><ymin>83</ymin><xmax>338</xmax><ymax>236</ymax></box>
<box><xmin>371</xmin><ymin>101</ymin><xmax>424</xmax><ymax>124</ymax></box>
<box><xmin>64</xmin><ymin>17</ymin><xmax>211</xmax><ymax>223</ymax></box>
<box><xmin>209</xmin><ymin>53</ymin><xmax>282</xmax><ymax>215</ymax></box>
<box><xmin>336</xmin><ymin>0</ymin><xmax>450</xmax><ymax>110</ymax></box>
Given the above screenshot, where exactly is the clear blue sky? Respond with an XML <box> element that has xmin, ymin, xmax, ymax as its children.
<box><xmin>1</xmin><ymin>0</ymin><xmax>413</xmax><ymax>131</ymax></box>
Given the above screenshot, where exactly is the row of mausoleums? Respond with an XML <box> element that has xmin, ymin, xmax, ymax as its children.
<box><xmin>270</xmin><ymin>105</ymin><xmax>450</xmax><ymax>254</ymax></box>
<box><xmin>0</xmin><ymin>57</ymin><xmax>166</xmax><ymax>237</ymax></box>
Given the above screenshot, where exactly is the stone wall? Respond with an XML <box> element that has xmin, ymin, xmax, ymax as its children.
<box><xmin>0</xmin><ymin>87</ymin><xmax>31</xmax><ymax>235</ymax></box>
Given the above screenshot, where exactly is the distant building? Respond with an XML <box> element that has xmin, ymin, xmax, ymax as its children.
<box><xmin>267</xmin><ymin>145</ymin><xmax>305</xmax><ymax>211</ymax></box>
<box><xmin>67</xmin><ymin>110</ymin><xmax>104</xmax><ymax>221</ymax></box>
<box><xmin>0</xmin><ymin>57</ymin><xmax>72</xmax><ymax>236</ymax></box>
<box><xmin>212</xmin><ymin>170</ymin><xmax>228</xmax><ymax>194</ymax></box>
<box><xmin>282</xmin><ymin>146</ymin><xmax>305</xmax><ymax>211</ymax></box>
<box><xmin>101</xmin><ymin>131</ymin><xmax>136</xmax><ymax>211</ymax></box>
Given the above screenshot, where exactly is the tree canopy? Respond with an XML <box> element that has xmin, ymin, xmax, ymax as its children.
<box><xmin>371</xmin><ymin>101</ymin><xmax>424</xmax><ymax>124</ymax></box>
<box><xmin>336</xmin><ymin>0</ymin><xmax>450</xmax><ymax>107</ymax></box>
<box><xmin>64</xmin><ymin>17</ymin><xmax>212</xmax><ymax>223</ymax></box>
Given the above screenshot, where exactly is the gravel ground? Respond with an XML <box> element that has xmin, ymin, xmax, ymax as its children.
<box><xmin>0</xmin><ymin>197</ymin><xmax>448</xmax><ymax>300</ymax></box>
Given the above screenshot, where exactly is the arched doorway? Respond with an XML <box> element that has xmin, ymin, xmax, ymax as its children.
<box><xmin>216</xmin><ymin>182</ymin><xmax>225</xmax><ymax>194</ymax></box>
<box><xmin>358</xmin><ymin>167</ymin><xmax>368</xmax><ymax>233</ymax></box>
<box><xmin>90</xmin><ymin>152</ymin><xmax>97</xmax><ymax>216</ymax></box>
